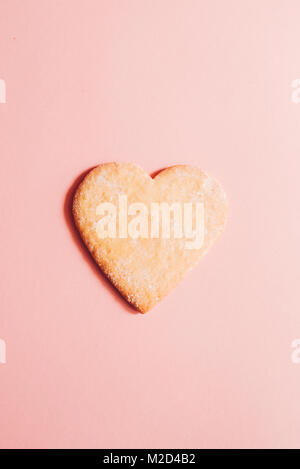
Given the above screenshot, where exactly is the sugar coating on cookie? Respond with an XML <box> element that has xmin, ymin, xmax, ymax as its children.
<box><xmin>73</xmin><ymin>163</ymin><xmax>228</xmax><ymax>313</ymax></box>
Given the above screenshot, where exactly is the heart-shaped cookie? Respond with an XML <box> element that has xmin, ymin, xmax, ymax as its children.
<box><xmin>73</xmin><ymin>163</ymin><xmax>227</xmax><ymax>313</ymax></box>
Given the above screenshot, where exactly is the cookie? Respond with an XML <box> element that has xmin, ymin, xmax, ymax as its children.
<box><xmin>73</xmin><ymin>163</ymin><xmax>228</xmax><ymax>313</ymax></box>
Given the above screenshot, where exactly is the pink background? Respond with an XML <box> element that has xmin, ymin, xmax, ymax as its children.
<box><xmin>1</xmin><ymin>0</ymin><xmax>300</xmax><ymax>449</ymax></box>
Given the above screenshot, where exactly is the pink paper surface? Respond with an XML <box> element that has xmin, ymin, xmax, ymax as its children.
<box><xmin>1</xmin><ymin>0</ymin><xmax>300</xmax><ymax>449</ymax></box>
